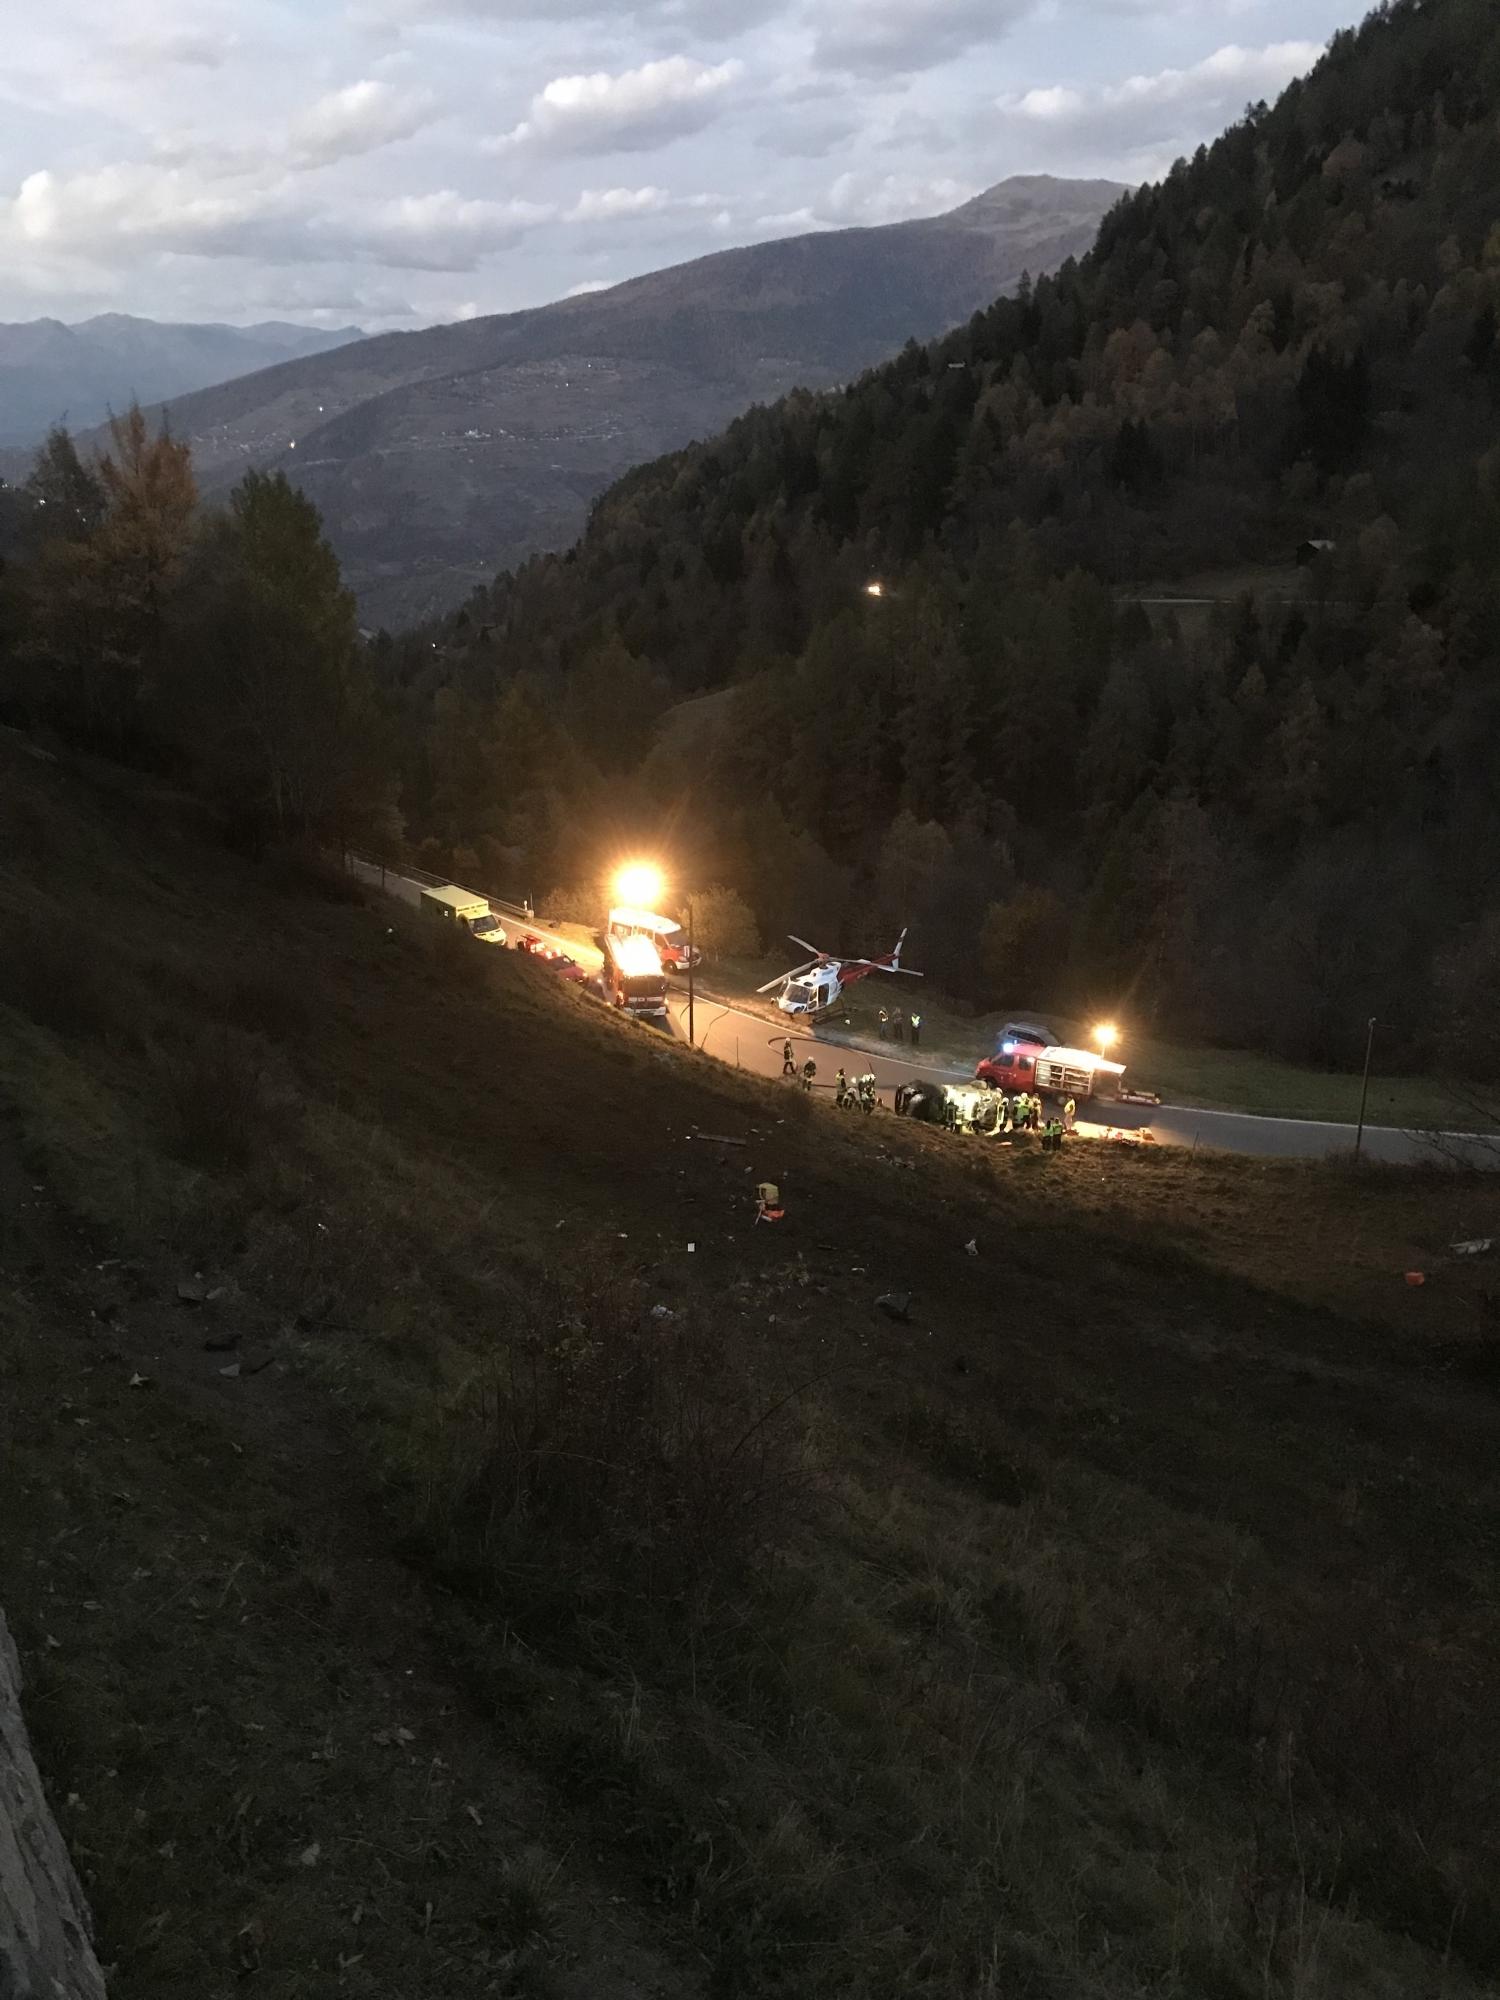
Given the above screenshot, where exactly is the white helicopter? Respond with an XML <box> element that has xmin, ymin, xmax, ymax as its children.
<box><xmin>758</xmin><ymin>930</ymin><xmax>922</xmax><ymax>1019</ymax></box>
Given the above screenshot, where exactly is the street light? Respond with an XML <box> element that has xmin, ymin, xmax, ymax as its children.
<box><xmin>614</xmin><ymin>861</ymin><xmax>664</xmax><ymax>910</ymax></box>
<box><xmin>1093</xmin><ymin>1022</ymin><xmax>1119</xmax><ymax>1052</ymax></box>
<box><xmin>611</xmin><ymin>861</ymin><xmax>696</xmax><ymax>1049</ymax></box>
<box><xmin>864</xmin><ymin>580</ymin><xmax>886</xmax><ymax>599</ymax></box>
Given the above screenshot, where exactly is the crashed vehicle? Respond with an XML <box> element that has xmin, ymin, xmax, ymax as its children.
<box><xmin>893</xmin><ymin>1081</ymin><xmax>999</xmax><ymax>1131</ymax></box>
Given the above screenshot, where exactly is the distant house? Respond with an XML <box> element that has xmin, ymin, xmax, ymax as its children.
<box><xmin>1296</xmin><ymin>539</ymin><xmax>1337</xmax><ymax>566</ymax></box>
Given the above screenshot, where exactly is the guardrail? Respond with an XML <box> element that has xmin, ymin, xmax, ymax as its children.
<box><xmin>343</xmin><ymin>850</ymin><xmax>535</xmax><ymax>920</ymax></box>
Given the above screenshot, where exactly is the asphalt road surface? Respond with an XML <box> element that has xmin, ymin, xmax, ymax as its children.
<box><xmin>345</xmin><ymin>858</ymin><xmax>1498</xmax><ymax>1169</ymax></box>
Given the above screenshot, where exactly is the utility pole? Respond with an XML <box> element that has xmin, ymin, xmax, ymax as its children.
<box><xmin>687</xmin><ymin>897</ymin><xmax>696</xmax><ymax>1049</ymax></box>
<box><xmin>1354</xmin><ymin>1016</ymin><xmax>1377</xmax><ymax>1159</ymax></box>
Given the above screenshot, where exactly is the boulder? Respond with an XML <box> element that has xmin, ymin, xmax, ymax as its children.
<box><xmin>0</xmin><ymin>1611</ymin><xmax>107</xmax><ymax>1998</ymax></box>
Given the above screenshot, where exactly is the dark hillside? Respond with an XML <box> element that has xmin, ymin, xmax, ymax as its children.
<box><xmin>2</xmin><ymin>732</ymin><xmax>1500</xmax><ymax>1997</ymax></box>
<box><xmin>430</xmin><ymin>0</ymin><xmax>1500</xmax><ymax>1072</ymax></box>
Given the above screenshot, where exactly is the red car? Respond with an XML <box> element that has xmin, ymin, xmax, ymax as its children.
<box><xmin>516</xmin><ymin>934</ymin><xmax>588</xmax><ymax>983</ymax></box>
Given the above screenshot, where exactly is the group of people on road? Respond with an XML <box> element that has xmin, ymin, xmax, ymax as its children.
<box><xmin>833</xmin><ymin>1066</ymin><xmax>878</xmax><ymax>1112</ymax></box>
<box><xmin>992</xmin><ymin>1090</ymin><xmax>1043</xmax><ymax>1132</ymax></box>
<box><xmin>981</xmin><ymin>1091</ymin><xmax>1078</xmax><ymax>1146</ymax></box>
<box><xmin>876</xmin><ymin>1007</ymin><xmax>922</xmax><ymax>1050</ymax></box>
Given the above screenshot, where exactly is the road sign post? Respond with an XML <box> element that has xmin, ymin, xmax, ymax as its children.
<box><xmin>687</xmin><ymin>899</ymin><xmax>696</xmax><ymax>1049</ymax></box>
<box><xmin>1354</xmin><ymin>1017</ymin><xmax>1377</xmax><ymax>1159</ymax></box>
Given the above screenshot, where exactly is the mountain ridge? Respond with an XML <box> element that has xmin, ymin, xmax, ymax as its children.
<box><xmin>0</xmin><ymin>314</ymin><xmax>364</xmax><ymax>449</ymax></box>
<box><xmin>1</xmin><ymin>177</ymin><xmax>1121</xmax><ymax>625</ymax></box>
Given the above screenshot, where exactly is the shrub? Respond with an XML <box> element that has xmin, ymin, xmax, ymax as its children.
<box><xmin>0</xmin><ymin>914</ymin><xmax>119</xmax><ymax>1040</ymax></box>
<box><xmin>265</xmin><ymin>842</ymin><xmax>366</xmax><ymax>905</ymax></box>
<box><xmin>221</xmin><ymin>964</ymin><xmax>311</xmax><ymax>1041</ymax></box>
<box><xmin>417</xmin><ymin>1268</ymin><xmax>810</xmax><ymax>1608</ymax></box>
<box><xmin>157</xmin><ymin>1026</ymin><xmax>300</xmax><ymax>1171</ymax></box>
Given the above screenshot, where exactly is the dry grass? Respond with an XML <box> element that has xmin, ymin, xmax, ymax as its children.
<box><xmin>1</xmin><ymin>740</ymin><xmax>1498</xmax><ymax>2000</ymax></box>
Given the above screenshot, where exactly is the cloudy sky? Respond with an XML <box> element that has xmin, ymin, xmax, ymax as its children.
<box><xmin>0</xmin><ymin>0</ymin><xmax>1361</xmax><ymax>331</ymax></box>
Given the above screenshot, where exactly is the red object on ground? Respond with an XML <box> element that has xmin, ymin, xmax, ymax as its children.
<box><xmin>1404</xmin><ymin>1271</ymin><xmax>1426</xmax><ymax>1286</ymax></box>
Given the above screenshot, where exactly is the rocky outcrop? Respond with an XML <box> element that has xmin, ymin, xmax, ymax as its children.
<box><xmin>0</xmin><ymin>1612</ymin><xmax>107</xmax><ymax>1998</ymax></box>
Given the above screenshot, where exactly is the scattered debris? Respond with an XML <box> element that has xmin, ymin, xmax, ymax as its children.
<box><xmin>202</xmin><ymin>1329</ymin><xmax>239</xmax><ymax>1353</ymax></box>
<box><xmin>1404</xmin><ymin>1271</ymin><xmax>1427</xmax><ymax>1287</ymax></box>
<box><xmin>176</xmin><ymin>1278</ymin><xmax>210</xmax><ymax>1305</ymax></box>
<box><xmin>127</xmin><ymin>1372</ymin><xmax>151</xmax><ymax>1389</ymax></box>
<box><xmin>690</xmin><ymin>1132</ymin><xmax>747</xmax><ymax>1148</ymax></box>
<box><xmin>876</xmin><ymin>1292</ymin><xmax>913</xmax><ymax>1324</ymax></box>
<box><xmin>649</xmin><ymin>1304</ymin><xmax>676</xmax><ymax>1320</ymax></box>
<box><xmin>240</xmin><ymin>1347</ymin><xmax>274</xmax><ymax>1376</ymax></box>
<box><xmin>1452</xmin><ymin>1237</ymin><xmax>1495</xmax><ymax>1257</ymax></box>
<box><xmin>297</xmin><ymin>1842</ymin><xmax>321</xmax><ymax>1868</ymax></box>
<box><xmin>219</xmin><ymin>1363</ymin><xmax>241</xmax><ymax>1379</ymax></box>
<box><xmin>964</xmin><ymin>1239</ymin><xmax>978</xmax><ymax>1256</ymax></box>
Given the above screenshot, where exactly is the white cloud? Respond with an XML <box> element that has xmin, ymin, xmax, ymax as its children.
<box><xmin>488</xmin><ymin>55</ymin><xmax>742</xmax><ymax>156</ymax></box>
<box><xmin>346</xmin><ymin>190</ymin><xmax>555</xmax><ymax>268</ymax></box>
<box><xmin>1004</xmin><ymin>40</ymin><xmax>1324</xmax><ymax>147</ymax></box>
<box><xmin>4</xmin><ymin>162</ymin><xmax>296</xmax><ymax>258</ymax></box>
<box><xmin>824</xmin><ymin>170</ymin><xmax>977</xmax><ymax>226</ymax></box>
<box><xmin>565</xmin><ymin>185</ymin><xmax>671</xmax><ymax>222</ymax></box>
<box><xmin>367</xmin><ymin>0</ymin><xmax>776</xmax><ymax>34</ymax></box>
<box><xmin>566</xmin><ymin>277</ymin><xmax>615</xmax><ymax>296</ymax></box>
<box><xmin>813</xmin><ymin>0</ymin><xmax>1032</xmax><ymax>76</ymax></box>
<box><xmin>111</xmin><ymin>26</ymin><xmax>228</xmax><ymax>70</ymax></box>
<box><xmin>290</xmin><ymin>79</ymin><xmax>438</xmax><ymax>168</ymax></box>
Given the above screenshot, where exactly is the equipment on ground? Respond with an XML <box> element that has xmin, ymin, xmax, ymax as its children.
<box><xmin>759</xmin><ymin>930</ymin><xmax>921</xmax><ymax>1019</ymax></box>
<box><xmin>607</xmin><ymin>906</ymin><xmax>701</xmax><ymax>974</ymax></box>
<box><xmin>419</xmin><ymin>884</ymin><xmax>507</xmax><ymax>944</ymax></box>
<box><xmin>976</xmin><ymin>1027</ymin><xmax>1125</xmax><ymax>1102</ymax></box>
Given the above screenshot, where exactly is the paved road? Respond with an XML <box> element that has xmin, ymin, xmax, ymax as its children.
<box><xmin>345</xmin><ymin>857</ymin><xmax>1498</xmax><ymax>1169</ymax></box>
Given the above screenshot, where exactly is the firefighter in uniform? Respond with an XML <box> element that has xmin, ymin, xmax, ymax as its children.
<box><xmin>834</xmin><ymin>1066</ymin><xmax>850</xmax><ymax>1107</ymax></box>
<box><xmin>782</xmin><ymin>1039</ymin><xmax>796</xmax><ymax>1077</ymax></box>
<box><xmin>801</xmin><ymin>1057</ymin><xmax>817</xmax><ymax>1093</ymax></box>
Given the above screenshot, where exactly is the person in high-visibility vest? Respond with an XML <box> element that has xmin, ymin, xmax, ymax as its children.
<box><xmin>909</xmin><ymin>1010</ymin><xmax>922</xmax><ymax>1050</ymax></box>
<box><xmin>1064</xmin><ymin>1096</ymin><xmax>1077</xmax><ymax>1134</ymax></box>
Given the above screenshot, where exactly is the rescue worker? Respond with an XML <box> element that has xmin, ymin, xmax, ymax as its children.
<box><xmin>877</xmin><ymin>1006</ymin><xmax>889</xmax><ymax>1040</ymax></box>
<box><xmin>782</xmin><ymin>1039</ymin><xmax>796</xmax><ymax>1078</ymax></box>
<box><xmin>1064</xmin><ymin>1096</ymin><xmax>1077</xmax><ymax>1134</ymax></box>
<box><xmin>859</xmin><ymin>1071</ymin><xmax>877</xmax><ymax>1113</ymax></box>
<box><xmin>801</xmin><ymin>1057</ymin><xmax>817</xmax><ymax>1093</ymax></box>
<box><xmin>891</xmin><ymin>1011</ymin><xmax>905</xmax><ymax>1044</ymax></box>
<box><xmin>834</xmin><ymin>1066</ymin><xmax>850</xmax><ymax>1108</ymax></box>
<box><xmin>994</xmin><ymin>1092</ymin><xmax>1011</xmax><ymax>1134</ymax></box>
<box><xmin>910</xmin><ymin>1009</ymin><xmax>922</xmax><ymax>1050</ymax></box>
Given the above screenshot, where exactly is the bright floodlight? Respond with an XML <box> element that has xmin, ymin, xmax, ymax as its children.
<box><xmin>864</xmin><ymin>580</ymin><xmax>885</xmax><ymax>598</ymax></box>
<box><xmin>1093</xmin><ymin>1022</ymin><xmax>1119</xmax><ymax>1050</ymax></box>
<box><xmin>615</xmin><ymin>862</ymin><xmax>665</xmax><ymax>909</ymax></box>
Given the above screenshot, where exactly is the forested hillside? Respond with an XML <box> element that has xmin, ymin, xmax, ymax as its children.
<box><xmin>409</xmin><ymin>0</ymin><xmax>1500</xmax><ymax>1071</ymax></box>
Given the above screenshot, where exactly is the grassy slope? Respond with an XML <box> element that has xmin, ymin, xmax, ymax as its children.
<box><xmin>2</xmin><ymin>738</ymin><xmax>1499</xmax><ymax>2000</ymax></box>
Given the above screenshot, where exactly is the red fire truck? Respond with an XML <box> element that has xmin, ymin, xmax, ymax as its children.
<box><xmin>975</xmin><ymin>1025</ymin><xmax>1127</xmax><ymax>1102</ymax></box>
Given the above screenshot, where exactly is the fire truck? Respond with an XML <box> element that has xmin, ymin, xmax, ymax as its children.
<box><xmin>599</xmin><ymin>931</ymin><xmax>670</xmax><ymax>1019</ymax></box>
<box><xmin>975</xmin><ymin>1024</ymin><xmax>1126</xmax><ymax>1102</ymax></box>
<box><xmin>606</xmin><ymin>906</ymin><xmax>701</xmax><ymax>975</ymax></box>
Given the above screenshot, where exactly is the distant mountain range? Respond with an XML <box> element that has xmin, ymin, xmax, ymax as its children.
<box><xmin>3</xmin><ymin>178</ymin><xmax>1120</xmax><ymax>627</ymax></box>
<box><xmin>0</xmin><ymin>315</ymin><xmax>365</xmax><ymax>449</ymax></box>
